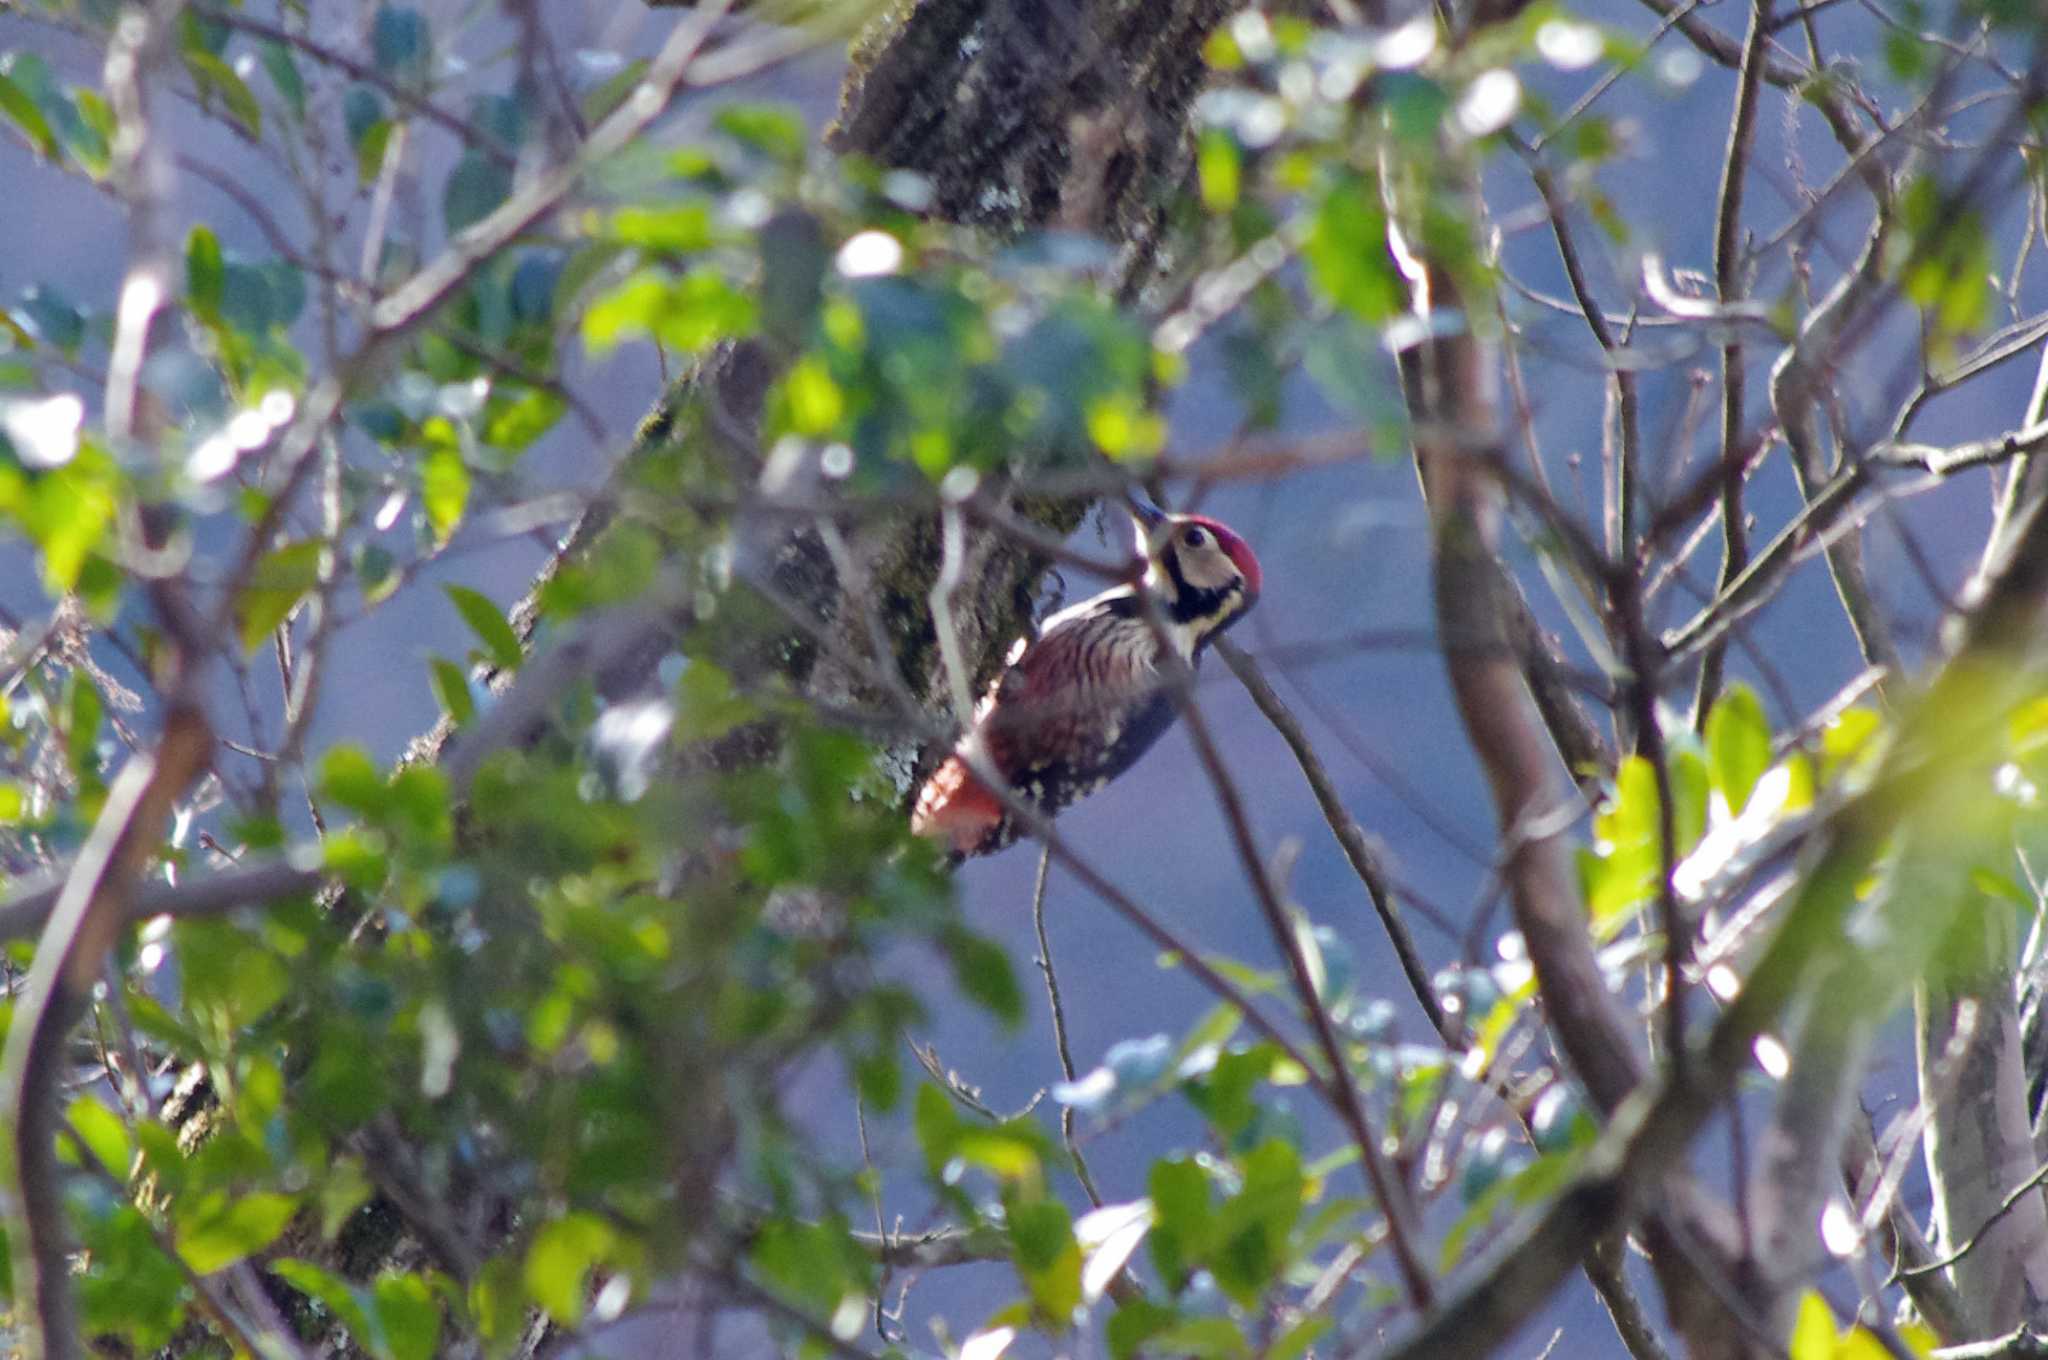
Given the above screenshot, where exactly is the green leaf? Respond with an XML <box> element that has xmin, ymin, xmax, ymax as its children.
<box><xmin>714</xmin><ymin>103</ymin><xmax>807</xmax><ymax>163</ymax></box>
<box><xmin>65</xmin><ymin>672</ymin><xmax>102</xmax><ymax>776</ymax></box>
<box><xmin>185</xmin><ymin>225</ymin><xmax>223</xmax><ymax>319</ymax></box>
<box><xmin>274</xmin><ymin>1259</ymin><xmax>377</xmax><ymax>1346</ymax></box>
<box><xmin>1269</xmin><ymin>1316</ymin><xmax>1331</xmax><ymax>1360</ymax></box>
<box><xmin>1706</xmin><ymin>683</ymin><xmax>1772</xmax><ymax>815</ymax></box>
<box><xmin>444</xmin><ymin>585</ymin><xmax>522</xmax><ymax>670</ymax></box>
<box><xmin>1304</xmin><ymin>174</ymin><xmax>1400</xmax><ymax>320</ymax></box>
<box><xmin>234</xmin><ymin>539</ymin><xmax>324</xmax><ymax>652</ymax></box>
<box><xmin>356</xmin><ymin>119</ymin><xmax>394</xmax><ymax>183</ymax></box>
<box><xmin>1197</xmin><ymin>128</ymin><xmax>1240</xmax><ymax>212</ymax></box>
<box><xmin>1670</xmin><ymin>747</ymin><xmax>1710</xmax><ymax>854</ymax></box>
<box><xmin>318</xmin><ymin>1159</ymin><xmax>375</xmax><ymax>1240</ymax></box>
<box><xmin>373</xmin><ymin>1273</ymin><xmax>441</xmax><ymax>1360</ymax></box>
<box><xmin>1208</xmin><ymin>1138</ymin><xmax>1304</xmax><ymax>1306</ymax></box>
<box><xmin>779</xmin><ymin>355</ymin><xmax>844</xmax><ymax>436</ymax></box>
<box><xmin>257</xmin><ymin>39</ymin><xmax>306</xmax><ymax>121</ymax></box>
<box><xmin>182</xmin><ymin>48</ymin><xmax>261</xmax><ymax>138</ymax></box>
<box><xmin>443</xmin><ymin>150</ymin><xmax>512</xmax><ymax>234</ymax></box>
<box><xmin>372</xmin><ymin>5</ymin><xmax>431</xmax><ymax>82</ymax></box>
<box><xmin>1108</xmin><ymin>1300</ymin><xmax>1178</xmax><ymax>1360</ymax></box>
<box><xmin>79</xmin><ymin>1205</ymin><xmax>186</xmax><ymax>1349</ymax></box>
<box><xmin>320</xmin><ymin>744</ymin><xmax>385</xmax><ymax>813</ymax></box>
<box><xmin>421</xmin><ymin>444</ymin><xmax>468</xmax><ymax>543</ymax></box>
<box><xmin>946</xmin><ymin>927</ymin><xmax>1023</xmax><ymax>1027</ymax></box>
<box><xmin>525</xmin><ymin>1214</ymin><xmax>615</xmax><ymax>1324</ymax></box>
<box><xmin>0</xmin><ymin>70</ymin><xmax>56</xmax><ymax>157</ymax></box>
<box><xmin>1148</xmin><ymin>1316</ymin><xmax>1252</xmax><ymax>1358</ymax></box>
<box><xmin>429</xmin><ymin>657</ymin><xmax>475</xmax><ymax>726</ymax></box>
<box><xmin>175</xmin><ymin>1191</ymin><xmax>298</xmax><ymax>1273</ymax></box>
<box><xmin>951</xmin><ymin>1126</ymin><xmax>1046</xmax><ymax>1184</ymax></box>
<box><xmin>1009</xmin><ymin>1197</ymin><xmax>1081</xmax><ymax>1321</ymax></box>
<box><xmin>583</xmin><ymin>267</ymin><xmax>755</xmax><ymax>355</ymax></box>
<box><xmin>1788</xmin><ymin>1291</ymin><xmax>1836</xmax><ymax>1360</ymax></box>
<box><xmin>1147</xmin><ymin>1157</ymin><xmax>1210</xmax><ymax>1285</ymax></box>
<box><xmin>610</xmin><ymin>202</ymin><xmax>714</xmax><ymax>252</ymax></box>
<box><xmin>64</xmin><ymin>1094</ymin><xmax>133</xmax><ymax>1175</ymax></box>
<box><xmin>17</xmin><ymin>282</ymin><xmax>83</xmax><ymax>351</ymax></box>
<box><xmin>913</xmin><ymin>1082</ymin><xmax>960</xmax><ymax>1174</ymax></box>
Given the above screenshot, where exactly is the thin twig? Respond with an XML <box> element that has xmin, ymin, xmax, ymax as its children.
<box><xmin>1030</xmin><ymin>846</ymin><xmax>1104</xmax><ymax>1207</ymax></box>
<box><xmin>1215</xmin><ymin>639</ymin><xmax>1450</xmax><ymax>1042</ymax></box>
<box><xmin>1158</xmin><ymin>650</ymin><xmax>1434</xmax><ymax>1308</ymax></box>
<box><xmin>1695</xmin><ymin>0</ymin><xmax>1772</xmax><ymax>723</ymax></box>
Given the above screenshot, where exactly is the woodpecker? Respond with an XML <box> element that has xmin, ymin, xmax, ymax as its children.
<box><xmin>911</xmin><ymin>497</ymin><xmax>1262</xmax><ymax>857</ymax></box>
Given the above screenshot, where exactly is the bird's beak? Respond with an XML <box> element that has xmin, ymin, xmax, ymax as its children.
<box><xmin>1126</xmin><ymin>493</ymin><xmax>1170</xmax><ymax>562</ymax></box>
<box><xmin>1126</xmin><ymin>493</ymin><xmax>1168</xmax><ymax>531</ymax></box>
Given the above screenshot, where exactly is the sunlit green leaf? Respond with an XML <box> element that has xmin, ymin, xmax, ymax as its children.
<box><xmin>422</xmin><ymin>444</ymin><xmax>469</xmax><ymax>543</ymax></box>
<box><xmin>1304</xmin><ymin>174</ymin><xmax>1399</xmax><ymax>320</ymax></box>
<box><xmin>1706</xmin><ymin>683</ymin><xmax>1772</xmax><ymax>815</ymax></box>
<box><xmin>175</xmin><ymin>1191</ymin><xmax>298</xmax><ymax>1273</ymax></box>
<box><xmin>373</xmin><ymin>1273</ymin><xmax>441</xmax><ymax>1360</ymax></box>
<box><xmin>64</xmin><ymin>1095</ymin><xmax>133</xmax><ymax>1175</ymax></box>
<box><xmin>525</xmin><ymin>1214</ymin><xmax>615</xmax><ymax>1324</ymax></box>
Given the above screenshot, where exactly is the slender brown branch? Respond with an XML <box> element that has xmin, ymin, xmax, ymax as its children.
<box><xmin>1695</xmin><ymin>0</ymin><xmax>1771</xmax><ymax>723</ymax></box>
<box><xmin>1029</xmin><ymin>846</ymin><xmax>1104</xmax><ymax>1208</ymax></box>
<box><xmin>1215</xmin><ymin>639</ymin><xmax>1450</xmax><ymax>1042</ymax></box>
<box><xmin>1378</xmin><ymin>480</ymin><xmax>2048</xmax><ymax>1352</ymax></box>
<box><xmin>1</xmin><ymin>701</ymin><xmax>214</xmax><ymax>1358</ymax></box>
<box><xmin>1163</xmin><ymin>675</ymin><xmax>1435</xmax><ymax>1307</ymax></box>
<box><xmin>0</xmin><ymin>853</ymin><xmax>322</xmax><ymax>944</ymax></box>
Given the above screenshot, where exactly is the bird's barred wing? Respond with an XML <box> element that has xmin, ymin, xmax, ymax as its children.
<box><xmin>912</xmin><ymin>594</ymin><xmax>1169</xmax><ymax>857</ymax></box>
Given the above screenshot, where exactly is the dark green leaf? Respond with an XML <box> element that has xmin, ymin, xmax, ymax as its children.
<box><xmin>443</xmin><ymin>150</ymin><xmax>512</xmax><ymax>234</ymax></box>
<box><xmin>257</xmin><ymin>39</ymin><xmax>306</xmax><ymax>121</ymax></box>
<box><xmin>946</xmin><ymin>927</ymin><xmax>1023</xmax><ymax>1027</ymax></box>
<box><xmin>1010</xmin><ymin>1197</ymin><xmax>1081</xmax><ymax>1320</ymax></box>
<box><xmin>343</xmin><ymin>84</ymin><xmax>385</xmax><ymax>143</ymax></box>
<box><xmin>444</xmin><ymin>584</ymin><xmax>522</xmax><ymax>670</ymax></box>
<box><xmin>429</xmin><ymin>657</ymin><xmax>474</xmax><ymax>726</ymax></box>
<box><xmin>372</xmin><ymin>5</ymin><xmax>431</xmax><ymax>82</ymax></box>
<box><xmin>274</xmin><ymin>1260</ymin><xmax>377</xmax><ymax>1346</ymax></box>
<box><xmin>185</xmin><ymin>225</ymin><xmax>223</xmax><ymax>319</ymax></box>
<box><xmin>18</xmin><ymin>283</ymin><xmax>83</xmax><ymax>351</ymax></box>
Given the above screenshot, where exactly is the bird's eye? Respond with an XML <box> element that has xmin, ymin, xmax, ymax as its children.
<box><xmin>1182</xmin><ymin>525</ymin><xmax>1209</xmax><ymax>549</ymax></box>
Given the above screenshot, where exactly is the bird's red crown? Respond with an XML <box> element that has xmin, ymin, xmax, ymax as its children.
<box><xmin>1178</xmin><ymin>514</ymin><xmax>1262</xmax><ymax>599</ymax></box>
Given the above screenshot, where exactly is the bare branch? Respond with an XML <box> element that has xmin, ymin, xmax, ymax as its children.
<box><xmin>0</xmin><ymin>701</ymin><xmax>214</xmax><ymax>1357</ymax></box>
